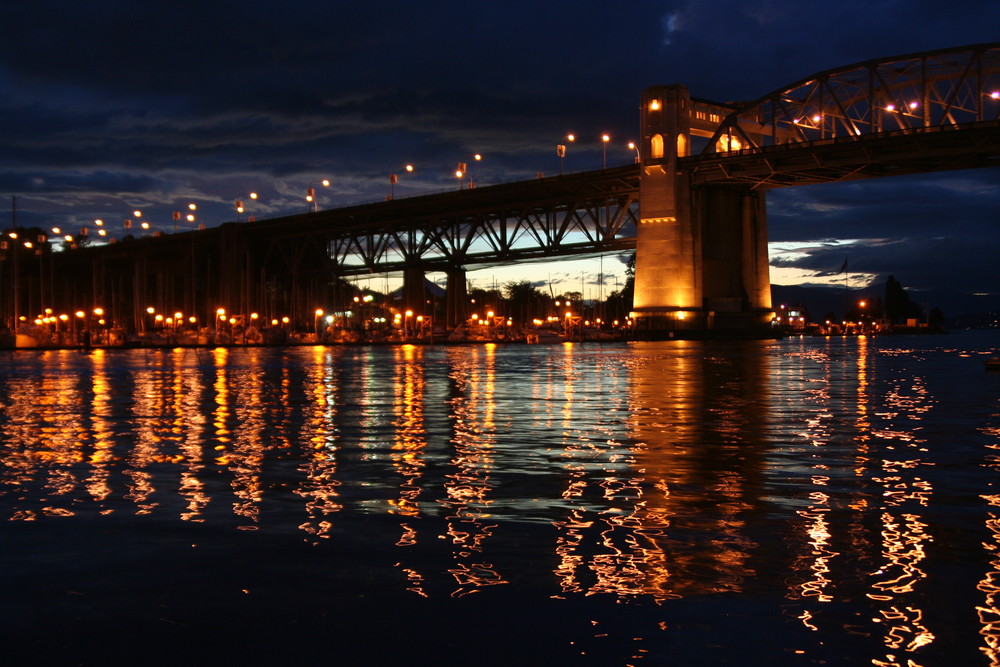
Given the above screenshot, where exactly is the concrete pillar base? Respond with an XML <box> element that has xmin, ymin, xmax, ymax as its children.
<box><xmin>630</xmin><ymin>308</ymin><xmax>777</xmax><ymax>340</ymax></box>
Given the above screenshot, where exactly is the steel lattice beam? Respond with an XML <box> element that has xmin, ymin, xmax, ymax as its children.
<box><xmin>704</xmin><ymin>43</ymin><xmax>1000</xmax><ymax>156</ymax></box>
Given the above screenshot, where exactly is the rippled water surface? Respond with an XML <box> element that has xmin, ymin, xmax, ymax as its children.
<box><xmin>2</xmin><ymin>333</ymin><xmax>999</xmax><ymax>665</ymax></box>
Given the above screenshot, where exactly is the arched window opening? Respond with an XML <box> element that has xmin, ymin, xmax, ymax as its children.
<box><xmin>650</xmin><ymin>134</ymin><xmax>664</xmax><ymax>159</ymax></box>
<box><xmin>676</xmin><ymin>133</ymin><xmax>688</xmax><ymax>157</ymax></box>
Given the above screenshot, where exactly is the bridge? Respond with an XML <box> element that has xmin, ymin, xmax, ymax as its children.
<box><xmin>5</xmin><ymin>42</ymin><xmax>999</xmax><ymax>339</ymax></box>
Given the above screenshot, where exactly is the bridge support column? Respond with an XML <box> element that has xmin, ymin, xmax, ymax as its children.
<box><xmin>445</xmin><ymin>268</ymin><xmax>468</xmax><ymax>328</ymax></box>
<box><xmin>630</xmin><ymin>85</ymin><xmax>773</xmax><ymax>339</ymax></box>
<box><xmin>402</xmin><ymin>266</ymin><xmax>427</xmax><ymax>317</ymax></box>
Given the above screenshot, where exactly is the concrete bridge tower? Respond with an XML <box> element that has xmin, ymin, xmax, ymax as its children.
<box><xmin>631</xmin><ymin>85</ymin><xmax>773</xmax><ymax>338</ymax></box>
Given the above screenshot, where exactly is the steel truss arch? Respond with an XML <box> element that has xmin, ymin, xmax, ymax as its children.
<box><xmin>703</xmin><ymin>42</ymin><xmax>1000</xmax><ymax>154</ymax></box>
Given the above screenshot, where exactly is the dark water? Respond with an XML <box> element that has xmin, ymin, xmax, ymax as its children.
<box><xmin>1</xmin><ymin>333</ymin><xmax>998</xmax><ymax>666</ymax></box>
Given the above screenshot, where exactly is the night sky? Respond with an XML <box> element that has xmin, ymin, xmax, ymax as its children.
<box><xmin>1</xmin><ymin>2</ymin><xmax>997</xmax><ymax>300</ymax></box>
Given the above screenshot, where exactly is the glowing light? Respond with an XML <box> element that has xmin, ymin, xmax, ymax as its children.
<box><xmin>649</xmin><ymin>99</ymin><xmax>661</xmax><ymax>111</ymax></box>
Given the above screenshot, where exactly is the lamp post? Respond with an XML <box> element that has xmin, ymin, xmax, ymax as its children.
<box><xmin>455</xmin><ymin>154</ymin><xmax>482</xmax><ymax>190</ymax></box>
<box><xmin>388</xmin><ymin>165</ymin><xmax>413</xmax><ymax>201</ymax></box>
<box><xmin>470</xmin><ymin>153</ymin><xmax>482</xmax><ymax>188</ymax></box>
<box><xmin>601</xmin><ymin>134</ymin><xmax>610</xmax><ymax>169</ymax></box>
<box><xmin>307</xmin><ymin>180</ymin><xmax>330</xmax><ymax>212</ymax></box>
<box><xmin>627</xmin><ymin>141</ymin><xmax>640</xmax><ymax>163</ymax></box>
<box><xmin>234</xmin><ymin>193</ymin><xmax>258</xmax><ymax>222</ymax></box>
<box><xmin>559</xmin><ymin>134</ymin><xmax>575</xmax><ymax>175</ymax></box>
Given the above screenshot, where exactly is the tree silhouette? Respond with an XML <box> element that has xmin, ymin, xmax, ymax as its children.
<box><xmin>884</xmin><ymin>275</ymin><xmax>924</xmax><ymax>324</ymax></box>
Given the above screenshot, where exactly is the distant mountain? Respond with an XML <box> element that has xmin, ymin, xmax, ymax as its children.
<box><xmin>770</xmin><ymin>283</ymin><xmax>1000</xmax><ymax>323</ymax></box>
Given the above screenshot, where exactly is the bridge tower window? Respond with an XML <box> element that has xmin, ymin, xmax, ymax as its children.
<box><xmin>676</xmin><ymin>133</ymin><xmax>688</xmax><ymax>157</ymax></box>
<box><xmin>650</xmin><ymin>133</ymin><xmax>664</xmax><ymax>159</ymax></box>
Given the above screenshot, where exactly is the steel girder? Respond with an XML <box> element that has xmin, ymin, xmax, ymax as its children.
<box><xmin>254</xmin><ymin>166</ymin><xmax>640</xmax><ymax>277</ymax></box>
<box><xmin>685</xmin><ymin>119</ymin><xmax>1000</xmax><ymax>188</ymax></box>
<box><xmin>700</xmin><ymin>43</ymin><xmax>1000</xmax><ymax>163</ymax></box>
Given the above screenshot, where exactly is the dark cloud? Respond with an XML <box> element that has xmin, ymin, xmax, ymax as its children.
<box><xmin>0</xmin><ymin>1</ymin><xmax>997</xmax><ymax>295</ymax></box>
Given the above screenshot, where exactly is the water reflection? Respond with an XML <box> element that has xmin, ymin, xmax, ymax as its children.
<box><xmin>296</xmin><ymin>346</ymin><xmax>343</xmax><ymax>538</ymax></box>
<box><xmin>441</xmin><ymin>344</ymin><xmax>507</xmax><ymax>597</ymax></box>
<box><xmin>981</xmin><ymin>495</ymin><xmax>1000</xmax><ymax>665</ymax></box>
<box><xmin>0</xmin><ymin>336</ymin><xmax>998</xmax><ymax>664</ymax></box>
<box><xmin>775</xmin><ymin>336</ymin><xmax>942</xmax><ymax>665</ymax></box>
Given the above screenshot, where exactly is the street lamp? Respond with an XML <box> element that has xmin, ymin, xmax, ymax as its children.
<box><xmin>627</xmin><ymin>141</ymin><xmax>640</xmax><ymax>163</ymax></box>
<box><xmin>558</xmin><ymin>134</ymin><xmax>576</xmax><ymax>175</ymax></box>
<box><xmin>234</xmin><ymin>193</ymin><xmax>258</xmax><ymax>222</ymax></box>
<box><xmin>388</xmin><ymin>166</ymin><xmax>413</xmax><ymax>200</ymax></box>
<box><xmin>307</xmin><ymin>180</ymin><xmax>330</xmax><ymax>212</ymax></box>
<box><xmin>314</xmin><ymin>309</ymin><xmax>324</xmax><ymax>338</ymax></box>
<box><xmin>601</xmin><ymin>134</ymin><xmax>610</xmax><ymax>169</ymax></box>
<box><xmin>455</xmin><ymin>154</ymin><xmax>482</xmax><ymax>190</ymax></box>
